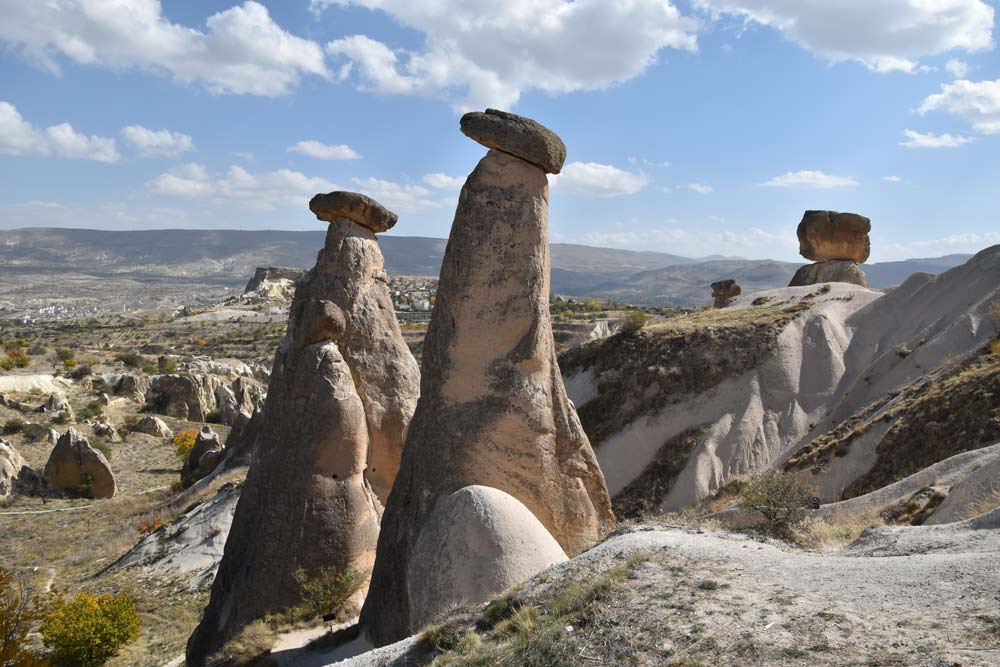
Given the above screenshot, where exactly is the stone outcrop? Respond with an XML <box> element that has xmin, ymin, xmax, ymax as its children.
<box><xmin>244</xmin><ymin>267</ymin><xmax>305</xmax><ymax>294</ymax></box>
<box><xmin>133</xmin><ymin>415</ymin><xmax>173</xmax><ymax>439</ymax></box>
<box><xmin>187</xmin><ymin>192</ymin><xmax>418</xmax><ymax>666</ymax></box>
<box><xmin>91</xmin><ymin>420</ymin><xmax>121</xmax><ymax>443</ymax></box>
<box><xmin>111</xmin><ymin>374</ymin><xmax>151</xmax><ymax>403</ymax></box>
<box><xmin>310</xmin><ymin>191</ymin><xmax>398</xmax><ymax>233</ymax></box>
<box><xmin>180</xmin><ymin>427</ymin><xmax>224</xmax><ymax>487</ymax></box>
<box><xmin>148</xmin><ymin>374</ymin><xmax>222</xmax><ymax>422</ymax></box>
<box><xmin>1</xmin><ymin>439</ymin><xmax>28</xmax><ymax>498</ymax></box>
<box><xmin>711</xmin><ymin>279</ymin><xmax>741</xmax><ymax>308</ymax></box>
<box><xmin>790</xmin><ymin>210</ymin><xmax>870</xmax><ymax>288</ymax></box>
<box><xmin>461</xmin><ymin>108</ymin><xmax>567</xmax><ymax>174</ymax></box>
<box><xmin>798</xmin><ymin>210</ymin><xmax>871</xmax><ymax>263</ymax></box>
<box><xmin>789</xmin><ymin>260</ymin><xmax>869</xmax><ymax>288</ymax></box>
<box><xmin>39</xmin><ymin>391</ymin><xmax>73</xmax><ymax>421</ymax></box>
<box><xmin>407</xmin><ymin>485</ymin><xmax>568</xmax><ymax>630</ymax></box>
<box><xmin>360</xmin><ymin>111</ymin><xmax>613</xmax><ymax>646</ymax></box>
<box><xmin>43</xmin><ymin>429</ymin><xmax>116</xmax><ymax>499</ymax></box>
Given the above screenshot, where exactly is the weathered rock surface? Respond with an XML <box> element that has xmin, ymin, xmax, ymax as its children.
<box><xmin>361</xmin><ymin>134</ymin><xmax>613</xmax><ymax>646</ymax></box>
<box><xmin>244</xmin><ymin>266</ymin><xmax>305</xmax><ymax>294</ymax></box>
<box><xmin>789</xmin><ymin>260</ymin><xmax>868</xmax><ymax>288</ymax></box>
<box><xmin>460</xmin><ymin>109</ymin><xmax>567</xmax><ymax>174</ymax></box>
<box><xmin>0</xmin><ymin>439</ymin><xmax>28</xmax><ymax>498</ymax></box>
<box><xmin>310</xmin><ymin>191</ymin><xmax>398</xmax><ymax>233</ymax></box>
<box><xmin>407</xmin><ymin>485</ymin><xmax>567</xmax><ymax>630</ymax></box>
<box><xmin>43</xmin><ymin>428</ymin><xmax>116</xmax><ymax>498</ymax></box>
<box><xmin>180</xmin><ymin>427</ymin><xmax>224</xmax><ymax>487</ymax></box>
<box><xmin>111</xmin><ymin>373</ymin><xmax>151</xmax><ymax>403</ymax></box>
<box><xmin>711</xmin><ymin>279</ymin><xmax>741</xmax><ymax>308</ymax></box>
<box><xmin>797</xmin><ymin>210</ymin><xmax>871</xmax><ymax>263</ymax></box>
<box><xmin>40</xmin><ymin>391</ymin><xmax>73</xmax><ymax>420</ymax></box>
<box><xmin>91</xmin><ymin>420</ymin><xmax>121</xmax><ymax>443</ymax></box>
<box><xmin>133</xmin><ymin>415</ymin><xmax>173</xmax><ymax>439</ymax></box>
<box><xmin>188</xmin><ymin>194</ymin><xmax>417</xmax><ymax>666</ymax></box>
<box><xmin>22</xmin><ymin>423</ymin><xmax>59</xmax><ymax>445</ymax></box>
<box><xmin>148</xmin><ymin>374</ymin><xmax>222</xmax><ymax>422</ymax></box>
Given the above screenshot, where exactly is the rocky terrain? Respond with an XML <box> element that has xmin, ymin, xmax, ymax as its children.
<box><xmin>1</xmin><ymin>109</ymin><xmax>997</xmax><ymax>667</ymax></box>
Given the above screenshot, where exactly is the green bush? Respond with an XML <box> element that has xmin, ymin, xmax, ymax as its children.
<box><xmin>67</xmin><ymin>365</ymin><xmax>92</xmax><ymax>380</ymax></box>
<box><xmin>205</xmin><ymin>408</ymin><xmax>223</xmax><ymax>424</ymax></box>
<box><xmin>4</xmin><ymin>348</ymin><xmax>29</xmax><ymax>369</ymax></box>
<box><xmin>157</xmin><ymin>356</ymin><xmax>177</xmax><ymax>374</ymax></box>
<box><xmin>77</xmin><ymin>401</ymin><xmax>104</xmax><ymax>421</ymax></box>
<box><xmin>40</xmin><ymin>592</ymin><xmax>140</xmax><ymax>667</ymax></box>
<box><xmin>2</xmin><ymin>419</ymin><xmax>26</xmax><ymax>436</ymax></box>
<box><xmin>113</xmin><ymin>352</ymin><xmax>144</xmax><ymax>369</ymax></box>
<box><xmin>27</xmin><ymin>345</ymin><xmax>47</xmax><ymax>357</ymax></box>
<box><xmin>1</xmin><ymin>566</ymin><xmax>50</xmax><ymax>667</ymax></box>
<box><xmin>620</xmin><ymin>310</ymin><xmax>652</xmax><ymax>335</ymax></box>
<box><xmin>740</xmin><ymin>470</ymin><xmax>818</xmax><ymax>536</ymax></box>
<box><xmin>55</xmin><ymin>349</ymin><xmax>75</xmax><ymax>363</ymax></box>
<box><xmin>287</xmin><ymin>566</ymin><xmax>366</xmax><ymax>623</ymax></box>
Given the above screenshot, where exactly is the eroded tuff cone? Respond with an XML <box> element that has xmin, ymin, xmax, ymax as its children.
<box><xmin>43</xmin><ymin>429</ymin><xmax>116</xmax><ymax>499</ymax></box>
<box><xmin>310</xmin><ymin>191</ymin><xmax>398</xmax><ymax>233</ymax></box>
<box><xmin>460</xmin><ymin>109</ymin><xmax>567</xmax><ymax>174</ymax></box>
<box><xmin>360</xmin><ymin>143</ymin><xmax>613</xmax><ymax>645</ymax></box>
<box><xmin>186</xmin><ymin>205</ymin><xmax>418</xmax><ymax>666</ymax></box>
<box><xmin>789</xmin><ymin>260</ymin><xmax>869</xmax><ymax>288</ymax></box>
<box><xmin>797</xmin><ymin>210</ymin><xmax>871</xmax><ymax>263</ymax></box>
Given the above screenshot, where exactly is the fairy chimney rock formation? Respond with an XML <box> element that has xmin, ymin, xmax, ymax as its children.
<box><xmin>43</xmin><ymin>429</ymin><xmax>116</xmax><ymax>499</ymax></box>
<box><xmin>186</xmin><ymin>192</ymin><xmax>419</xmax><ymax>666</ymax></box>
<box><xmin>790</xmin><ymin>210</ymin><xmax>870</xmax><ymax>288</ymax></box>
<box><xmin>711</xmin><ymin>279</ymin><xmax>741</xmax><ymax>308</ymax></box>
<box><xmin>360</xmin><ymin>109</ymin><xmax>613</xmax><ymax>646</ymax></box>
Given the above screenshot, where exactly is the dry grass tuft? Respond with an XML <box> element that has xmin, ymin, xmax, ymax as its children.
<box><xmin>792</xmin><ymin>513</ymin><xmax>884</xmax><ymax>551</ymax></box>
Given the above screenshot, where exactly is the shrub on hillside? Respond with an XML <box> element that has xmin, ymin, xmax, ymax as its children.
<box><xmin>27</xmin><ymin>345</ymin><xmax>47</xmax><ymax>357</ymax></box>
<box><xmin>77</xmin><ymin>401</ymin><xmax>104</xmax><ymax>422</ymax></box>
<box><xmin>0</xmin><ymin>566</ymin><xmax>50</xmax><ymax>667</ymax></box>
<box><xmin>113</xmin><ymin>352</ymin><xmax>144</xmax><ymax>369</ymax></box>
<box><xmin>740</xmin><ymin>470</ymin><xmax>818</xmax><ymax>536</ymax></box>
<box><xmin>620</xmin><ymin>310</ymin><xmax>652</xmax><ymax>335</ymax></box>
<box><xmin>2</xmin><ymin>419</ymin><xmax>26</xmax><ymax>436</ymax></box>
<box><xmin>40</xmin><ymin>592</ymin><xmax>140</xmax><ymax>667</ymax></box>
<box><xmin>4</xmin><ymin>348</ymin><xmax>29</xmax><ymax>369</ymax></box>
<box><xmin>287</xmin><ymin>566</ymin><xmax>367</xmax><ymax>623</ymax></box>
<box><xmin>55</xmin><ymin>349</ymin><xmax>75</xmax><ymax>363</ymax></box>
<box><xmin>173</xmin><ymin>429</ymin><xmax>199</xmax><ymax>461</ymax></box>
<box><xmin>67</xmin><ymin>365</ymin><xmax>92</xmax><ymax>380</ymax></box>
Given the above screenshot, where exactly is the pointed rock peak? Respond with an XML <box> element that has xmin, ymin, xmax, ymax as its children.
<box><xmin>310</xmin><ymin>191</ymin><xmax>398</xmax><ymax>233</ymax></box>
<box><xmin>460</xmin><ymin>108</ymin><xmax>567</xmax><ymax>174</ymax></box>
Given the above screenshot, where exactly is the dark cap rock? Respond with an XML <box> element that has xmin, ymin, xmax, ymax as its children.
<box><xmin>460</xmin><ymin>109</ymin><xmax>567</xmax><ymax>174</ymax></box>
<box><xmin>797</xmin><ymin>210</ymin><xmax>871</xmax><ymax>263</ymax></box>
<box><xmin>309</xmin><ymin>191</ymin><xmax>398</xmax><ymax>233</ymax></box>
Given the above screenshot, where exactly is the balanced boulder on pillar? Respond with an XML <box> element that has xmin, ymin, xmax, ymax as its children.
<box><xmin>360</xmin><ymin>109</ymin><xmax>614</xmax><ymax>646</ymax></box>
<box><xmin>790</xmin><ymin>210</ymin><xmax>870</xmax><ymax>287</ymax></box>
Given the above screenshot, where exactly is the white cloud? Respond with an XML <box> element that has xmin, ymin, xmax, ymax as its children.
<box><xmin>0</xmin><ymin>101</ymin><xmax>119</xmax><ymax>162</ymax></box>
<box><xmin>350</xmin><ymin>177</ymin><xmax>453</xmax><ymax>213</ymax></box>
<box><xmin>919</xmin><ymin>78</ymin><xmax>1000</xmax><ymax>135</ymax></box>
<box><xmin>147</xmin><ymin>163</ymin><xmax>336</xmax><ymax>210</ymax></box>
<box><xmin>0</xmin><ymin>1</ymin><xmax>329</xmax><ymax>96</ymax></box>
<box><xmin>0</xmin><ymin>201</ymin><xmax>193</xmax><ymax>230</ymax></box>
<box><xmin>121</xmin><ymin>125</ymin><xmax>194</xmax><ymax>157</ymax></box>
<box><xmin>899</xmin><ymin>129</ymin><xmax>972</xmax><ymax>149</ymax></box>
<box><xmin>233</xmin><ymin>151</ymin><xmax>255</xmax><ymax>161</ymax></box>
<box><xmin>696</xmin><ymin>1</ymin><xmax>994</xmax><ymax>74</ymax></box>
<box><xmin>549</xmin><ymin>162</ymin><xmax>649</xmax><ymax>197</ymax></box>
<box><xmin>288</xmin><ymin>140</ymin><xmax>362</xmax><ymax>160</ymax></box>
<box><xmin>576</xmin><ymin>225</ymin><xmax>798</xmax><ymax>259</ymax></box>
<box><xmin>946</xmin><ymin>59</ymin><xmax>969</xmax><ymax>79</ymax></box>
<box><xmin>629</xmin><ymin>156</ymin><xmax>671</xmax><ymax>168</ymax></box>
<box><xmin>318</xmin><ymin>0</ymin><xmax>699</xmax><ymax>110</ymax></box>
<box><xmin>880</xmin><ymin>232</ymin><xmax>1000</xmax><ymax>260</ymax></box>
<box><xmin>882</xmin><ymin>175</ymin><xmax>903</xmax><ymax>183</ymax></box>
<box><xmin>422</xmin><ymin>173</ymin><xmax>465</xmax><ymax>190</ymax></box>
<box><xmin>761</xmin><ymin>170</ymin><xmax>859</xmax><ymax>188</ymax></box>
<box><xmin>687</xmin><ymin>182</ymin><xmax>713</xmax><ymax>194</ymax></box>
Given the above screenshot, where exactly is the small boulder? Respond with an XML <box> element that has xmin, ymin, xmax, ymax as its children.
<box><xmin>43</xmin><ymin>428</ymin><xmax>116</xmax><ymax>499</ymax></box>
<box><xmin>181</xmin><ymin>427</ymin><xmax>224</xmax><ymax>486</ymax></box>
<box><xmin>711</xmin><ymin>279</ymin><xmax>741</xmax><ymax>308</ymax></box>
<box><xmin>134</xmin><ymin>415</ymin><xmax>173</xmax><ymax>439</ymax></box>
<box><xmin>92</xmin><ymin>420</ymin><xmax>121</xmax><ymax>443</ymax></box>
<box><xmin>460</xmin><ymin>109</ymin><xmax>567</xmax><ymax>174</ymax></box>
<box><xmin>1</xmin><ymin>439</ymin><xmax>28</xmax><ymax>498</ymax></box>
<box><xmin>116</xmin><ymin>374</ymin><xmax>152</xmax><ymax>403</ymax></box>
<box><xmin>309</xmin><ymin>191</ymin><xmax>398</xmax><ymax>233</ymax></box>
<box><xmin>789</xmin><ymin>260</ymin><xmax>869</xmax><ymax>288</ymax></box>
<box><xmin>407</xmin><ymin>486</ymin><xmax>568</xmax><ymax>629</ymax></box>
<box><xmin>797</xmin><ymin>210</ymin><xmax>871</xmax><ymax>263</ymax></box>
<box><xmin>23</xmin><ymin>423</ymin><xmax>59</xmax><ymax>445</ymax></box>
<box><xmin>40</xmin><ymin>391</ymin><xmax>73</xmax><ymax>420</ymax></box>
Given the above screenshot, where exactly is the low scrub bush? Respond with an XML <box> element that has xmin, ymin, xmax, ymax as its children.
<box><xmin>205</xmin><ymin>620</ymin><xmax>275</xmax><ymax>667</ymax></box>
<box><xmin>2</xmin><ymin>418</ymin><xmax>26</xmax><ymax>435</ymax></box>
<box><xmin>1</xmin><ymin>566</ymin><xmax>50</xmax><ymax>667</ymax></box>
<box><xmin>287</xmin><ymin>566</ymin><xmax>366</xmax><ymax>623</ymax></box>
<box><xmin>67</xmin><ymin>365</ymin><xmax>91</xmax><ymax>380</ymax></box>
<box><xmin>55</xmin><ymin>349</ymin><xmax>75</xmax><ymax>363</ymax></box>
<box><xmin>113</xmin><ymin>352</ymin><xmax>144</xmax><ymax>369</ymax></box>
<box><xmin>3</xmin><ymin>348</ymin><xmax>29</xmax><ymax>369</ymax></box>
<box><xmin>620</xmin><ymin>310</ymin><xmax>652</xmax><ymax>335</ymax></box>
<box><xmin>77</xmin><ymin>401</ymin><xmax>104</xmax><ymax>421</ymax></box>
<box><xmin>40</xmin><ymin>591</ymin><xmax>141</xmax><ymax>667</ymax></box>
<box><xmin>172</xmin><ymin>429</ymin><xmax>199</xmax><ymax>461</ymax></box>
<box><xmin>740</xmin><ymin>471</ymin><xmax>818</xmax><ymax>537</ymax></box>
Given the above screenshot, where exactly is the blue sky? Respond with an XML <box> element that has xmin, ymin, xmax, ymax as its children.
<box><xmin>0</xmin><ymin>0</ymin><xmax>998</xmax><ymax>262</ymax></box>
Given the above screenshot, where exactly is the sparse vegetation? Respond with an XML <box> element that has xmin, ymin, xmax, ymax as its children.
<box><xmin>0</xmin><ymin>566</ymin><xmax>50</xmax><ymax>667</ymax></box>
<box><xmin>172</xmin><ymin>429</ymin><xmax>199</xmax><ymax>461</ymax></box>
<box><xmin>284</xmin><ymin>566</ymin><xmax>367</xmax><ymax>624</ymax></box>
<box><xmin>2</xmin><ymin>419</ymin><xmax>26</xmax><ymax>436</ymax></box>
<box><xmin>205</xmin><ymin>620</ymin><xmax>275</xmax><ymax>667</ymax></box>
<box><xmin>113</xmin><ymin>352</ymin><xmax>145</xmax><ymax>369</ymax></box>
<box><xmin>740</xmin><ymin>471</ymin><xmax>818</xmax><ymax>536</ymax></box>
<box><xmin>40</xmin><ymin>592</ymin><xmax>141</xmax><ymax>667</ymax></box>
<box><xmin>620</xmin><ymin>310</ymin><xmax>652</xmax><ymax>334</ymax></box>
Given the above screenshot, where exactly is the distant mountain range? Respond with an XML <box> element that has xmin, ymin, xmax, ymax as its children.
<box><xmin>0</xmin><ymin>228</ymin><xmax>978</xmax><ymax>308</ymax></box>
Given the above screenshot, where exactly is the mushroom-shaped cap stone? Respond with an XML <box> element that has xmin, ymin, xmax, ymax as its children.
<box><xmin>797</xmin><ymin>210</ymin><xmax>871</xmax><ymax>263</ymax></box>
<box><xmin>460</xmin><ymin>109</ymin><xmax>567</xmax><ymax>174</ymax></box>
<box><xmin>309</xmin><ymin>191</ymin><xmax>398</xmax><ymax>233</ymax></box>
<box><xmin>711</xmin><ymin>279</ymin><xmax>741</xmax><ymax>298</ymax></box>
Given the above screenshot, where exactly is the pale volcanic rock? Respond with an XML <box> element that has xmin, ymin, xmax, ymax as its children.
<box><xmin>1</xmin><ymin>439</ymin><xmax>27</xmax><ymax>498</ymax></box>
<box><xmin>187</xmin><ymin>193</ymin><xmax>417</xmax><ymax>666</ymax></box>
<box><xmin>361</xmin><ymin>120</ymin><xmax>612</xmax><ymax>646</ymax></box>
<box><xmin>407</xmin><ymin>485</ymin><xmax>568</xmax><ymax>630</ymax></box>
<box><xmin>180</xmin><ymin>426</ymin><xmax>224</xmax><ymax>487</ymax></box>
<box><xmin>797</xmin><ymin>210</ymin><xmax>871</xmax><ymax>263</ymax></box>
<box><xmin>310</xmin><ymin>191</ymin><xmax>398</xmax><ymax>233</ymax></box>
<box><xmin>789</xmin><ymin>260</ymin><xmax>869</xmax><ymax>288</ymax></box>
<box><xmin>711</xmin><ymin>279</ymin><xmax>741</xmax><ymax>308</ymax></box>
<box><xmin>43</xmin><ymin>428</ymin><xmax>116</xmax><ymax>499</ymax></box>
<box><xmin>460</xmin><ymin>108</ymin><xmax>567</xmax><ymax>174</ymax></box>
<box><xmin>134</xmin><ymin>415</ymin><xmax>173</xmax><ymax>439</ymax></box>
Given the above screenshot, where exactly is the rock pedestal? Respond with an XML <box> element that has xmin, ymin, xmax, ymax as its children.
<box><xmin>186</xmin><ymin>194</ymin><xmax>418</xmax><ymax>667</ymax></box>
<box><xmin>790</xmin><ymin>210</ymin><xmax>870</xmax><ymax>287</ymax></box>
<box><xmin>359</xmin><ymin>110</ymin><xmax>614</xmax><ymax>646</ymax></box>
<box><xmin>711</xmin><ymin>279</ymin><xmax>741</xmax><ymax>308</ymax></box>
<box><xmin>1</xmin><ymin>439</ymin><xmax>28</xmax><ymax>498</ymax></box>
